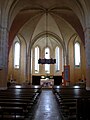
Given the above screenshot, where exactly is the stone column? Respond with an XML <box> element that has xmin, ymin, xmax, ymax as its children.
<box><xmin>0</xmin><ymin>26</ymin><xmax>8</xmax><ymax>89</ymax></box>
<box><xmin>85</xmin><ymin>28</ymin><xmax>90</xmax><ymax>90</ymax></box>
<box><xmin>25</xmin><ymin>51</ymin><xmax>28</xmax><ymax>81</ymax></box>
<box><xmin>27</xmin><ymin>48</ymin><xmax>32</xmax><ymax>84</ymax></box>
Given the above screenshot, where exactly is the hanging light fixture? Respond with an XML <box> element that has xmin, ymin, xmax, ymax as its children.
<box><xmin>45</xmin><ymin>11</ymin><xmax>48</xmax><ymax>54</ymax></box>
<box><xmin>38</xmin><ymin>10</ymin><xmax>56</xmax><ymax>64</ymax></box>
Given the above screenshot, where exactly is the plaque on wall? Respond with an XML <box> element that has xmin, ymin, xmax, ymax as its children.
<box><xmin>64</xmin><ymin>65</ymin><xmax>70</xmax><ymax>81</ymax></box>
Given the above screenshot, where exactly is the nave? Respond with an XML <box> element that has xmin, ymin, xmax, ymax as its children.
<box><xmin>32</xmin><ymin>89</ymin><xmax>63</xmax><ymax>120</ymax></box>
<box><xmin>0</xmin><ymin>84</ymin><xmax>90</xmax><ymax>120</ymax></box>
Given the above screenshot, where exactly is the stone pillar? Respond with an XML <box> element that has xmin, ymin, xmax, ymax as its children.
<box><xmin>0</xmin><ymin>26</ymin><xmax>8</xmax><ymax>89</ymax></box>
<box><xmin>85</xmin><ymin>28</ymin><xmax>90</xmax><ymax>90</ymax></box>
<box><xmin>27</xmin><ymin>48</ymin><xmax>32</xmax><ymax>84</ymax></box>
<box><xmin>25</xmin><ymin>52</ymin><xmax>28</xmax><ymax>81</ymax></box>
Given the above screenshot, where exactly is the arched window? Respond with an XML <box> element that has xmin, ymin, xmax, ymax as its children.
<box><xmin>45</xmin><ymin>47</ymin><xmax>50</xmax><ymax>73</ymax></box>
<box><xmin>35</xmin><ymin>46</ymin><xmax>39</xmax><ymax>73</ymax></box>
<box><xmin>14</xmin><ymin>42</ymin><xmax>20</xmax><ymax>69</ymax></box>
<box><xmin>74</xmin><ymin>42</ymin><xmax>80</xmax><ymax>66</ymax></box>
<box><xmin>55</xmin><ymin>46</ymin><xmax>60</xmax><ymax>71</ymax></box>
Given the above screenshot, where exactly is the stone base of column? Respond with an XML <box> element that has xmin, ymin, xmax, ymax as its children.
<box><xmin>86</xmin><ymin>67</ymin><xmax>90</xmax><ymax>90</ymax></box>
<box><xmin>0</xmin><ymin>87</ymin><xmax>7</xmax><ymax>90</ymax></box>
<box><xmin>86</xmin><ymin>86</ymin><xmax>90</xmax><ymax>90</ymax></box>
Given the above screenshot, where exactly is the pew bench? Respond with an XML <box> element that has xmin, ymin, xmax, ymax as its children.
<box><xmin>53</xmin><ymin>85</ymin><xmax>90</xmax><ymax>120</ymax></box>
<box><xmin>0</xmin><ymin>106</ymin><xmax>26</xmax><ymax>119</ymax></box>
<box><xmin>0</xmin><ymin>85</ymin><xmax>42</xmax><ymax>119</ymax></box>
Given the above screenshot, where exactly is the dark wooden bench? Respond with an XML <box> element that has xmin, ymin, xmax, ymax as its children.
<box><xmin>53</xmin><ymin>85</ymin><xmax>90</xmax><ymax>120</ymax></box>
<box><xmin>0</xmin><ymin>85</ymin><xmax>42</xmax><ymax>119</ymax></box>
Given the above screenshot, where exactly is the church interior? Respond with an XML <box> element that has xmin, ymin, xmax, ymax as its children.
<box><xmin>0</xmin><ymin>0</ymin><xmax>90</xmax><ymax>119</ymax></box>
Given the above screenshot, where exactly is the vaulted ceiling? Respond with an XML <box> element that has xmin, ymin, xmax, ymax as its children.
<box><xmin>2</xmin><ymin>0</ymin><xmax>89</xmax><ymax>49</ymax></box>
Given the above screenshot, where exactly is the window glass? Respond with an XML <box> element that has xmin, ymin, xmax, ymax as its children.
<box><xmin>35</xmin><ymin>46</ymin><xmax>39</xmax><ymax>73</ymax></box>
<box><xmin>55</xmin><ymin>46</ymin><xmax>60</xmax><ymax>71</ymax></box>
<box><xmin>45</xmin><ymin>47</ymin><xmax>50</xmax><ymax>73</ymax></box>
<box><xmin>74</xmin><ymin>42</ymin><xmax>80</xmax><ymax>66</ymax></box>
<box><xmin>14</xmin><ymin>42</ymin><xmax>20</xmax><ymax>69</ymax></box>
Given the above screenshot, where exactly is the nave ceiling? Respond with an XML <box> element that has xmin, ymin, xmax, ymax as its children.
<box><xmin>1</xmin><ymin>0</ymin><xmax>90</xmax><ymax>51</ymax></box>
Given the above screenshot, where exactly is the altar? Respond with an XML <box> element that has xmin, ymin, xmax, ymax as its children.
<box><xmin>40</xmin><ymin>78</ymin><xmax>54</xmax><ymax>88</ymax></box>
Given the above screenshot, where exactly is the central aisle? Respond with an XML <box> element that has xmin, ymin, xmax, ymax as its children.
<box><xmin>32</xmin><ymin>89</ymin><xmax>63</xmax><ymax>120</ymax></box>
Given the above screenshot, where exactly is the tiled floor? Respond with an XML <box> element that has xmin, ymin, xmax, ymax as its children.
<box><xmin>32</xmin><ymin>89</ymin><xmax>63</xmax><ymax>120</ymax></box>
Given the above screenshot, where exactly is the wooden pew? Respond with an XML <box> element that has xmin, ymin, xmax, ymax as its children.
<box><xmin>0</xmin><ymin>85</ymin><xmax>42</xmax><ymax>119</ymax></box>
<box><xmin>53</xmin><ymin>85</ymin><xmax>90</xmax><ymax>120</ymax></box>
